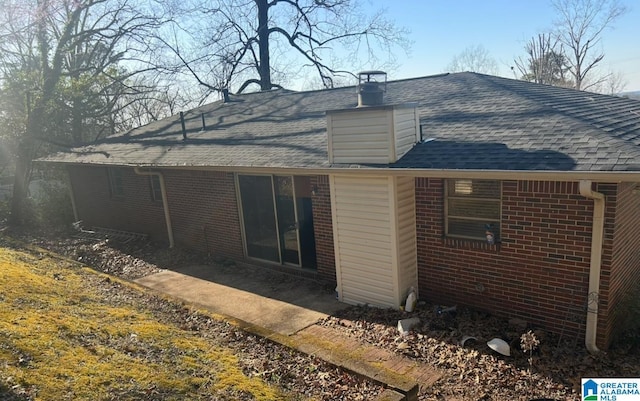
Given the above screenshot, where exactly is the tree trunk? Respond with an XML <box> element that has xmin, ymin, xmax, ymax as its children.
<box><xmin>256</xmin><ymin>0</ymin><xmax>271</xmax><ymax>91</ymax></box>
<box><xmin>9</xmin><ymin>133</ymin><xmax>36</xmax><ymax>226</ymax></box>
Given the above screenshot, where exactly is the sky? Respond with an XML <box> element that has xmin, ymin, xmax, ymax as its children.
<box><xmin>379</xmin><ymin>0</ymin><xmax>640</xmax><ymax>91</ymax></box>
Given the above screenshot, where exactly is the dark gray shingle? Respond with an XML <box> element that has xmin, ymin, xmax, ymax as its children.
<box><xmin>42</xmin><ymin>72</ymin><xmax>640</xmax><ymax>172</ymax></box>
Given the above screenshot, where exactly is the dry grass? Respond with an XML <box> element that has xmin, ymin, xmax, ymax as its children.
<box><xmin>0</xmin><ymin>246</ymin><xmax>295</xmax><ymax>400</ymax></box>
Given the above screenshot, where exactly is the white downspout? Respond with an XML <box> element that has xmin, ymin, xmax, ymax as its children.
<box><xmin>579</xmin><ymin>180</ymin><xmax>604</xmax><ymax>353</ymax></box>
<box><xmin>134</xmin><ymin>167</ymin><xmax>175</xmax><ymax>248</ymax></box>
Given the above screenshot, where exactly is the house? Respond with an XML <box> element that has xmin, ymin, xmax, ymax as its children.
<box><xmin>42</xmin><ymin>72</ymin><xmax>640</xmax><ymax>350</ymax></box>
<box><xmin>583</xmin><ymin>379</ymin><xmax>598</xmax><ymax>398</ymax></box>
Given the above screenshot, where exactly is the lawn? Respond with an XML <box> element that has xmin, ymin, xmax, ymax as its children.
<box><xmin>0</xmin><ymin>244</ymin><xmax>301</xmax><ymax>400</ymax></box>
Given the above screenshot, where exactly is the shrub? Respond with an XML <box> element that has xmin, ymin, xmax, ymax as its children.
<box><xmin>32</xmin><ymin>177</ymin><xmax>74</xmax><ymax>227</ymax></box>
<box><xmin>0</xmin><ymin>167</ymin><xmax>74</xmax><ymax>228</ymax></box>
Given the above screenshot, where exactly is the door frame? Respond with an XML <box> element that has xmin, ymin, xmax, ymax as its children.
<box><xmin>235</xmin><ymin>173</ymin><xmax>303</xmax><ymax>267</ymax></box>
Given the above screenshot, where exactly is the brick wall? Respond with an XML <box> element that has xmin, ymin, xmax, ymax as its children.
<box><xmin>605</xmin><ymin>182</ymin><xmax>640</xmax><ymax>346</ymax></box>
<box><xmin>415</xmin><ymin>178</ymin><xmax>618</xmax><ymax>347</ymax></box>
<box><xmin>68</xmin><ymin>166</ymin><xmax>243</xmax><ymax>259</ymax></box>
<box><xmin>70</xmin><ymin>165</ymin><xmax>634</xmax><ymax>347</ymax></box>
<box><xmin>68</xmin><ymin>165</ymin><xmax>167</xmax><ymax>240</ymax></box>
<box><xmin>311</xmin><ymin>175</ymin><xmax>336</xmax><ymax>284</ymax></box>
<box><xmin>69</xmin><ymin>167</ymin><xmax>329</xmax><ymax>279</ymax></box>
<box><xmin>163</xmin><ymin>170</ymin><xmax>243</xmax><ymax>259</ymax></box>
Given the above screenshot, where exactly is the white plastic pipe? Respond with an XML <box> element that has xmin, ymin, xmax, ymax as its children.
<box><xmin>579</xmin><ymin>180</ymin><xmax>605</xmax><ymax>353</ymax></box>
<box><xmin>134</xmin><ymin>167</ymin><xmax>175</xmax><ymax>248</ymax></box>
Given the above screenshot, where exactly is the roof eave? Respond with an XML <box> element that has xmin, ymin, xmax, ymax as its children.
<box><xmin>44</xmin><ymin>159</ymin><xmax>640</xmax><ymax>183</ymax></box>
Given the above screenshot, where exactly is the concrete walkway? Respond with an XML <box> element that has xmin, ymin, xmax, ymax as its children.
<box><xmin>136</xmin><ymin>264</ymin><xmax>341</xmax><ymax>336</ymax></box>
<box><xmin>135</xmin><ymin>263</ymin><xmax>441</xmax><ymax>401</ymax></box>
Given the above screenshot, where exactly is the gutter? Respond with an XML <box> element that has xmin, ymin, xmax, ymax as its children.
<box><xmin>579</xmin><ymin>180</ymin><xmax>605</xmax><ymax>353</ymax></box>
<box><xmin>47</xmin><ymin>162</ymin><xmax>640</xmax><ymax>183</ymax></box>
<box><xmin>134</xmin><ymin>167</ymin><xmax>175</xmax><ymax>248</ymax></box>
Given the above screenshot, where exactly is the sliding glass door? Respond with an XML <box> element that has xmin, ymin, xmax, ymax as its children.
<box><xmin>274</xmin><ymin>176</ymin><xmax>300</xmax><ymax>265</ymax></box>
<box><xmin>238</xmin><ymin>175</ymin><xmax>280</xmax><ymax>262</ymax></box>
<box><xmin>238</xmin><ymin>174</ymin><xmax>315</xmax><ymax>268</ymax></box>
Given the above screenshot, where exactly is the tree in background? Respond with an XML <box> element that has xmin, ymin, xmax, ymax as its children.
<box><xmin>156</xmin><ymin>0</ymin><xmax>409</xmax><ymax>101</ymax></box>
<box><xmin>594</xmin><ymin>70</ymin><xmax>627</xmax><ymax>95</ymax></box>
<box><xmin>446</xmin><ymin>45</ymin><xmax>500</xmax><ymax>75</ymax></box>
<box><xmin>0</xmin><ymin>0</ymin><xmax>168</xmax><ymax>225</ymax></box>
<box><xmin>551</xmin><ymin>0</ymin><xmax>628</xmax><ymax>90</ymax></box>
<box><xmin>512</xmin><ymin>33</ymin><xmax>572</xmax><ymax>87</ymax></box>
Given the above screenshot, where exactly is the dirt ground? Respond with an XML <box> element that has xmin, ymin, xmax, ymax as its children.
<box><xmin>13</xmin><ymin>228</ymin><xmax>640</xmax><ymax>400</ymax></box>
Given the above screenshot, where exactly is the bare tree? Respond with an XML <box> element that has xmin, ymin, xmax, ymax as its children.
<box><xmin>0</xmin><ymin>0</ymin><xmax>166</xmax><ymax>225</ymax></box>
<box><xmin>112</xmin><ymin>79</ymin><xmax>190</xmax><ymax>132</ymax></box>
<box><xmin>552</xmin><ymin>0</ymin><xmax>628</xmax><ymax>90</ymax></box>
<box><xmin>591</xmin><ymin>69</ymin><xmax>627</xmax><ymax>94</ymax></box>
<box><xmin>156</xmin><ymin>0</ymin><xmax>409</xmax><ymax>99</ymax></box>
<box><xmin>513</xmin><ymin>33</ymin><xmax>572</xmax><ymax>87</ymax></box>
<box><xmin>446</xmin><ymin>45</ymin><xmax>500</xmax><ymax>75</ymax></box>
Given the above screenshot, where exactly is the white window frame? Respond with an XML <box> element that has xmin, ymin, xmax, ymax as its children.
<box><xmin>445</xmin><ymin>179</ymin><xmax>502</xmax><ymax>241</ymax></box>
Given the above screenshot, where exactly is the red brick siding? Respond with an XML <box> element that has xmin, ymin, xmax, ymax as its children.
<box><xmin>68</xmin><ymin>166</ymin><xmax>243</xmax><ymax>259</ymax></box>
<box><xmin>68</xmin><ymin>166</ymin><xmax>167</xmax><ymax>240</ymax></box>
<box><xmin>311</xmin><ymin>175</ymin><xmax>336</xmax><ymax>283</ymax></box>
<box><xmin>163</xmin><ymin>170</ymin><xmax>243</xmax><ymax>259</ymax></box>
<box><xmin>69</xmin><ymin>167</ymin><xmax>328</xmax><ymax>278</ymax></box>
<box><xmin>415</xmin><ymin>178</ymin><xmax>618</xmax><ymax>347</ymax></box>
<box><xmin>606</xmin><ymin>182</ymin><xmax>640</xmax><ymax>345</ymax></box>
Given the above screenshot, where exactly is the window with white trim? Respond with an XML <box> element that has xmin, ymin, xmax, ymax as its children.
<box><xmin>445</xmin><ymin>179</ymin><xmax>501</xmax><ymax>242</ymax></box>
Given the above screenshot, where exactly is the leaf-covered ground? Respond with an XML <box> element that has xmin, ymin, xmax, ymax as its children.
<box><xmin>318</xmin><ymin>297</ymin><xmax>640</xmax><ymax>400</ymax></box>
<box><xmin>0</xmin><ymin>237</ymin><xmax>382</xmax><ymax>401</ymax></box>
<box><xmin>10</xmin><ymin>229</ymin><xmax>640</xmax><ymax>401</ymax></box>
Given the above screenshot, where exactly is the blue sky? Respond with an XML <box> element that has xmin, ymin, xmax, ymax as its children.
<box><xmin>383</xmin><ymin>0</ymin><xmax>640</xmax><ymax>91</ymax></box>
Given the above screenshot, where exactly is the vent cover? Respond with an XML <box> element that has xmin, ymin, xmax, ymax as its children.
<box><xmin>357</xmin><ymin>71</ymin><xmax>387</xmax><ymax>106</ymax></box>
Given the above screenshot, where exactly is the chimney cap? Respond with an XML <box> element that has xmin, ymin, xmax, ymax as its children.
<box><xmin>358</xmin><ymin>71</ymin><xmax>387</xmax><ymax>85</ymax></box>
<box><xmin>357</xmin><ymin>71</ymin><xmax>386</xmax><ymax>106</ymax></box>
<box><xmin>358</xmin><ymin>70</ymin><xmax>387</xmax><ymax>77</ymax></box>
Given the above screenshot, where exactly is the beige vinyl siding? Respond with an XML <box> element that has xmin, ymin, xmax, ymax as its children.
<box><xmin>393</xmin><ymin>177</ymin><xmax>418</xmax><ymax>299</ymax></box>
<box><xmin>328</xmin><ymin>110</ymin><xmax>392</xmax><ymax>164</ymax></box>
<box><xmin>331</xmin><ymin>175</ymin><xmax>395</xmax><ymax>307</ymax></box>
<box><xmin>327</xmin><ymin>104</ymin><xmax>418</xmax><ymax>164</ymax></box>
<box><xmin>393</xmin><ymin>106</ymin><xmax>419</xmax><ymax>161</ymax></box>
<box><xmin>330</xmin><ymin>175</ymin><xmax>419</xmax><ymax>309</ymax></box>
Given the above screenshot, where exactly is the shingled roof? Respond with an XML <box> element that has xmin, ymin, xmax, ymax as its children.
<box><xmin>42</xmin><ymin>72</ymin><xmax>640</xmax><ymax>172</ymax></box>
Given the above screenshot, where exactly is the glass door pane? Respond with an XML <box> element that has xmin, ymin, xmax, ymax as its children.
<box><xmin>275</xmin><ymin>176</ymin><xmax>300</xmax><ymax>265</ymax></box>
<box><xmin>238</xmin><ymin>175</ymin><xmax>279</xmax><ymax>262</ymax></box>
<box><xmin>294</xmin><ymin>176</ymin><xmax>317</xmax><ymax>269</ymax></box>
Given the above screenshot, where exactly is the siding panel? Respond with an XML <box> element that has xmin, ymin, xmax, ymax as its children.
<box><xmin>329</xmin><ymin>110</ymin><xmax>391</xmax><ymax>164</ymax></box>
<box><xmin>394</xmin><ymin>107</ymin><xmax>418</xmax><ymax>160</ymax></box>
<box><xmin>327</xmin><ymin>104</ymin><xmax>418</xmax><ymax>164</ymax></box>
<box><xmin>332</xmin><ymin>175</ymin><xmax>395</xmax><ymax>307</ymax></box>
<box><xmin>395</xmin><ymin>177</ymin><xmax>419</xmax><ymax>300</ymax></box>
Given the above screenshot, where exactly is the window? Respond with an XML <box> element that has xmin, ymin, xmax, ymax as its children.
<box><xmin>150</xmin><ymin>175</ymin><xmax>162</xmax><ymax>202</ymax></box>
<box><xmin>445</xmin><ymin>179</ymin><xmax>501</xmax><ymax>242</ymax></box>
<box><xmin>107</xmin><ymin>168</ymin><xmax>124</xmax><ymax>198</ymax></box>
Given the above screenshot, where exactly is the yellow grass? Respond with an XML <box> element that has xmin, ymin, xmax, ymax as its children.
<box><xmin>0</xmin><ymin>246</ymin><xmax>296</xmax><ymax>400</ymax></box>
